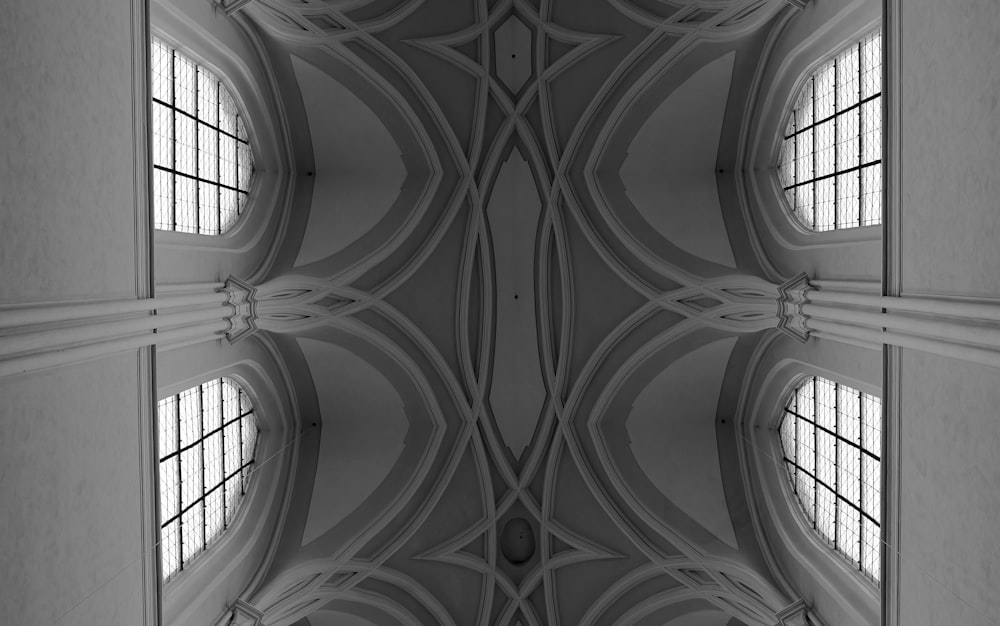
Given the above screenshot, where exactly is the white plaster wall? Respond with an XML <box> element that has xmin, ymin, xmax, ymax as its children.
<box><xmin>0</xmin><ymin>2</ymin><xmax>153</xmax><ymax>622</ymax></box>
<box><xmin>890</xmin><ymin>4</ymin><xmax>1000</xmax><ymax>622</ymax></box>
<box><xmin>898</xmin><ymin>0</ymin><xmax>1000</xmax><ymax>298</ymax></box>
<box><xmin>743</xmin><ymin>333</ymin><xmax>880</xmax><ymax>626</ymax></box>
<box><xmin>0</xmin><ymin>355</ymin><xmax>148</xmax><ymax>625</ymax></box>
<box><xmin>0</xmin><ymin>1</ymin><xmax>139</xmax><ymax>304</ymax></box>
<box><xmin>744</xmin><ymin>0</ymin><xmax>882</xmax><ymax>284</ymax></box>
<box><xmin>896</xmin><ymin>350</ymin><xmax>1000</xmax><ymax>625</ymax></box>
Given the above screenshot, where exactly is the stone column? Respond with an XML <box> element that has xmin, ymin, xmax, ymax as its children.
<box><xmin>776</xmin><ymin>274</ymin><xmax>1000</xmax><ymax>368</ymax></box>
<box><xmin>0</xmin><ymin>278</ymin><xmax>254</xmax><ymax>378</ymax></box>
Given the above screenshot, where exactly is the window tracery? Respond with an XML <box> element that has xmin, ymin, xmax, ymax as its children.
<box><xmin>778</xmin><ymin>375</ymin><xmax>881</xmax><ymax>582</ymax></box>
<box><xmin>157</xmin><ymin>377</ymin><xmax>259</xmax><ymax>580</ymax></box>
<box><xmin>777</xmin><ymin>31</ymin><xmax>882</xmax><ymax>231</ymax></box>
<box><xmin>151</xmin><ymin>38</ymin><xmax>254</xmax><ymax>234</ymax></box>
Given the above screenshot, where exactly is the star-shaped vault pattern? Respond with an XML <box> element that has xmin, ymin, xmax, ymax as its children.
<box><xmin>234</xmin><ymin>0</ymin><xmax>803</xmax><ymax>623</ymax></box>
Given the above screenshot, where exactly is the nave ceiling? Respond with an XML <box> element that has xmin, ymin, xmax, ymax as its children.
<box><xmin>226</xmin><ymin>0</ymin><xmax>804</xmax><ymax>623</ymax></box>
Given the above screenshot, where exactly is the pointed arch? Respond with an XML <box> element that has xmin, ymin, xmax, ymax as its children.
<box><xmin>157</xmin><ymin>376</ymin><xmax>260</xmax><ymax>580</ymax></box>
<box><xmin>151</xmin><ymin>37</ymin><xmax>255</xmax><ymax>235</ymax></box>
<box><xmin>777</xmin><ymin>30</ymin><xmax>882</xmax><ymax>232</ymax></box>
<box><xmin>778</xmin><ymin>374</ymin><xmax>881</xmax><ymax>583</ymax></box>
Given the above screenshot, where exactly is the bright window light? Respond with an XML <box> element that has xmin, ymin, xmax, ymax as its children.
<box><xmin>778</xmin><ymin>31</ymin><xmax>882</xmax><ymax>231</ymax></box>
<box><xmin>151</xmin><ymin>38</ymin><xmax>254</xmax><ymax>234</ymax></box>
<box><xmin>779</xmin><ymin>376</ymin><xmax>881</xmax><ymax>582</ymax></box>
<box><xmin>158</xmin><ymin>377</ymin><xmax>259</xmax><ymax>581</ymax></box>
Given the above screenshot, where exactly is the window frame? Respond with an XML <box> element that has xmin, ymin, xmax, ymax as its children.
<box><xmin>150</xmin><ymin>36</ymin><xmax>257</xmax><ymax>237</ymax></box>
<box><xmin>741</xmin><ymin>3</ymin><xmax>883</xmax><ymax>254</ymax></box>
<box><xmin>764</xmin><ymin>369</ymin><xmax>882</xmax><ymax>595</ymax></box>
<box><xmin>157</xmin><ymin>376</ymin><xmax>261</xmax><ymax>582</ymax></box>
<box><xmin>739</xmin><ymin>354</ymin><xmax>881</xmax><ymax>626</ymax></box>
<box><xmin>773</xmin><ymin>29</ymin><xmax>883</xmax><ymax>237</ymax></box>
<box><xmin>777</xmin><ymin>374</ymin><xmax>882</xmax><ymax>584</ymax></box>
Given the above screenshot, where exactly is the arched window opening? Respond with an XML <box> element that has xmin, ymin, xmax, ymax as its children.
<box><xmin>151</xmin><ymin>37</ymin><xmax>254</xmax><ymax>234</ymax></box>
<box><xmin>777</xmin><ymin>30</ymin><xmax>882</xmax><ymax>232</ymax></box>
<box><xmin>157</xmin><ymin>377</ymin><xmax>260</xmax><ymax>581</ymax></box>
<box><xmin>778</xmin><ymin>375</ymin><xmax>881</xmax><ymax>583</ymax></box>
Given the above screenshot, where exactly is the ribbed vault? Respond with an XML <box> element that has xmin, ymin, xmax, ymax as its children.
<box><xmin>230</xmin><ymin>0</ymin><xmax>803</xmax><ymax>623</ymax></box>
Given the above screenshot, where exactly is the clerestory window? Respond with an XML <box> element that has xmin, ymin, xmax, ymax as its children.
<box><xmin>151</xmin><ymin>37</ymin><xmax>254</xmax><ymax>234</ymax></box>
<box><xmin>778</xmin><ymin>375</ymin><xmax>881</xmax><ymax>583</ymax></box>
<box><xmin>777</xmin><ymin>30</ymin><xmax>882</xmax><ymax>232</ymax></box>
<box><xmin>157</xmin><ymin>377</ymin><xmax>260</xmax><ymax>581</ymax></box>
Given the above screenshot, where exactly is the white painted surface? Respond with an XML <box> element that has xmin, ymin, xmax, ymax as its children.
<box><xmin>487</xmin><ymin>148</ymin><xmax>546</xmax><ymax>460</ymax></box>
<box><xmin>0</xmin><ymin>355</ymin><xmax>146</xmax><ymax>625</ymax></box>
<box><xmin>291</xmin><ymin>55</ymin><xmax>406</xmax><ymax>267</ymax></box>
<box><xmin>900</xmin><ymin>1</ymin><xmax>1000</xmax><ymax>298</ymax></box>
<box><xmin>898</xmin><ymin>350</ymin><xmax>1000</xmax><ymax>625</ymax></box>
<box><xmin>627</xmin><ymin>337</ymin><xmax>739</xmax><ymax>548</ymax></box>
<box><xmin>298</xmin><ymin>338</ymin><xmax>408</xmax><ymax>545</ymax></box>
<box><xmin>0</xmin><ymin>1</ymin><xmax>138</xmax><ymax>304</ymax></box>
<box><xmin>891</xmin><ymin>4</ymin><xmax>1000</xmax><ymax>623</ymax></box>
<box><xmin>621</xmin><ymin>52</ymin><xmax>737</xmax><ymax>269</ymax></box>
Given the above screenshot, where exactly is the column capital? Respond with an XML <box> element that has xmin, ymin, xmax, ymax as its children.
<box><xmin>222</xmin><ymin>276</ymin><xmax>259</xmax><ymax>343</ymax></box>
<box><xmin>776</xmin><ymin>272</ymin><xmax>814</xmax><ymax>343</ymax></box>
<box><xmin>775</xmin><ymin>598</ymin><xmax>813</xmax><ymax>625</ymax></box>
<box><xmin>227</xmin><ymin>599</ymin><xmax>264</xmax><ymax>626</ymax></box>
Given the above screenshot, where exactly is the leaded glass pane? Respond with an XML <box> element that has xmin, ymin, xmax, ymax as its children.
<box><xmin>779</xmin><ymin>30</ymin><xmax>882</xmax><ymax>231</ymax></box>
<box><xmin>162</xmin><ymin>520</ymin><xmax>181</xmax><ymax>580</ymax></box>
<box><xmin>157</xmin><ymin>377</ymin><xmax>259</xmax><ymax>581</ymax></box>
<box><xmin>151</xmin><ymin>38</ymin><xmax>253</xmax><ymax>234</ymax></box>
<box><xmin>778</xmin><ymin>375</ymin><xmax>882</xmax><ymax>583</ymax></box>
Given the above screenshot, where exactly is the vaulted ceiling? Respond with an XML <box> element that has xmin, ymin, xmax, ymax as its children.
<box><xmin>232</xmin><ymin>0</ymin><xmax>800</xmax><ymax>623</ymax></box>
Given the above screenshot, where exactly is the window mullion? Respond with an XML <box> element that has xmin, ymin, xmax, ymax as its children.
<box><xmin>234</xmin><ymin>111</ymin><xmax>240</xmax><ymax>228</ymax></box>
<box><xmin>170</xmin><ymin>51</ymin><xmax>177</xmax><ymax>232</ymax></box>
<box><xmin>812</xmin><ymin>377</ymin><xmax>819</xmax><ymax>528</ymax></box>
<box><xmin>857</xmin><ymin>389</ymin><xmax>865</xmax><ymax>571</ymax></box>
<box><xmin>221</xmin><ymin>381</ymin><xmax>227</xmax><ymax>529</ymax></box>
<box><xmin>198</xmin><ymin>383</ymin><xmax>206</xmax><ymax>552</ymax></box>
<box><xmin>217</xmin><ymin>81</ymin><xmax>222</xmax><ymax>235</ymax></box>
<box><xmin>833</xmin><ymin>58</ymin><xmax>839</xmax><ymax>229</ymax></box>
<box><xmin>811</xmin><ymin>79</ymin><xmax>817</xmax><ymax>230</ymax></box>
<box><xmin>238</xmin><ymin>391</ymin><xmax>245</xmax><ymax>496</ymax></box>
<box><xmin>833</xmin><ymin>382</ymin><xmax>840</xmax><ymax>551</ymax></box>
<box><xmin>194</xmin><ymin>69</ymin><xmax>201</xmax><ymax>234</ymax></box>
<box><xmin>174</xmin><ymin>392</ymin><xmax>183</xmax><ymax>570</ymax></box>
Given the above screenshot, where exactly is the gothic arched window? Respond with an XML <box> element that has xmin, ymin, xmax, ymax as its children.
<box><xmin>777</xmin><ymin>30</ymin><xmax>882</xmax><ymax>232</ymax></box>
<box><xmin>778</xmin><ymin>375</ymin><xmax>881</xmax><ymax>582</ymax></box>
<box><xmin>151</xmin><ymin>37</ymin><xmax>254</xmax><ymax>234</ymax></box>
<box><xmin>157</xmin><ymin>377</ymin><xmax>260</xmax><ymax>581</ymax></box>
